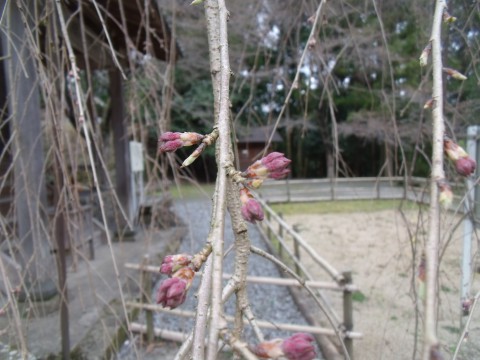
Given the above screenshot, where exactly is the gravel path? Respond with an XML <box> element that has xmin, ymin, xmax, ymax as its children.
<box><xmin>152</xmin><ymin>197</ymin><xmax>314</xmax><ymax>348</ymax></box>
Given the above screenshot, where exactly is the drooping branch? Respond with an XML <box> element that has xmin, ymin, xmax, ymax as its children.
<box><xmin>423</xmin><ymin>1</ymin><xmax>447</xmax><ymax>359</ymax></box>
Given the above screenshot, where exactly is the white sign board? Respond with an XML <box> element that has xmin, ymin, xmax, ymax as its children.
<box><xmin>129</xmin><ymin>141</ymin><xmax>144</xmax><ymax>172</ymax></box>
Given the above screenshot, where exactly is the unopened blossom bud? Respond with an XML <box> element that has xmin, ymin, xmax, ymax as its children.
<box><xmin>444</xmin><ymin>138</ymin><xmax>476</xmax><ymax>177</ymax></box>
<box><xmin>443</xmin><ymin>10</ymin><xmax>457</xmax><ymax>23</ymax></box>
<box><xmin>156</xmin><ymin>267</ymin><xmax>195</xmax><ymax>309</ymax></box>
<box><xmin>159</xmin><ymin>139</ymin><xmax>183</xmax><ymax>152</ymax></box>
<box><xmin>251</xmin><ymin>339</ymin><xmax>284</xmax><ymax>359</ymax></box>
<box><xmin>443</xmin><ymin>67</ymin><xmax>467</xmax><ymax>81</ymax></box>
<box><xmin>244</xmin><ymin>152</ymin><xmax>291</xmax><ymax>180</ymax></box>
<box><xmin>158</xmin><ymin>132</ymin><xmax>204</xmax><ymax>153</ymax></box>
<box><xmin>160</xmin><ymin>254</ymin><xmax>192</xmax><ymax>276</ymax></box>
<box><xmin>249</xmin><ymin>178</ymin><xmax>264</xmax><ymax>189</ymax></box>
<box><xmin>423</xmin><ymin>98</ymin><xmax>434</xmax><ymax>109</ymax></box>
<box><xmin>419</xmin><ymin>43</ymin><xmax>431</xmax><ymax>67</ymax></box>
<box><xmin>438</xmin><ymin>181</ymin><xmax>453</xmax><ymax>210</ymax></box>
<box><xmin>281</xmin><ymin>333</ymin><xmax>316</xmax><ymax>360</ymax></box>
<box><xmin>455</xmin><ymin>157</ymin><xmax>476</xmax><ymax>177</ymax></box>
<box><xmin>462</xmin><ymin>297</ymin><xmax>473</xmax><ymax>315</ymax></box>
<box><xmin>240</xmin><ymin>188</ymin><xmax>264</xmax><ymax>223</ymax></box>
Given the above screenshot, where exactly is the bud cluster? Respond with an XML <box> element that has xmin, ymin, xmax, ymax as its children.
<box><xmin>237</xmin><ymin>152</ymin><xmax>291</xmax><ymax>223</ymax></box>
<box><xmin>242</xmin><ymin>152</ymin><xmax>291</xmax><ymax>182</ymax></box>
<box><xmin>251</xmin><ymin>333</ymin><xmax>316</xmax><ymax>360</ymax></box>
<box><xmin>444</xmin><ymin>138</ymin><xmax>476</xmax><ymax>177</ymax></box>
<box><xmin>158</xmin><ymin>132</ymin><xmax>204</xmax><ymax>153</ymax></box>
<box><xmin>156</xmin><ymin>254</ymin><xmax>196</xmax><ymax>309</ymax></box>
<box><xmin>437</xmin><ymin>180</ymin><xmax>453</xmax><ymax>210</ymax></box>
<box><xmin>240</xmin><ymin>188</ymin><xmax>264</xmax><ymax>224</ymax></box>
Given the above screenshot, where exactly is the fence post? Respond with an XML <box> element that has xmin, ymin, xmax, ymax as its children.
<box><xmin>278</xmin><ymin>213</ymin><xmax>284</xmax><ymax>259</ymax></box>
<box><xmin>293</xmin><ymin>225</ymin><xmax>301</xmax><ymax>276</ymax></box>
<box><xmin>266</xmin><ymin>209</ymin><xmax>272</xmax><ymax>241</ymax></box>
<box><xmin>342</xmin><ymin>271</ymin><xmax>354</xmax><ymax>359</ymax></box>
<box><xmin>141</xmin><ymin>255</ymin><xmax>154</xmax><ymax>344</ymax></box>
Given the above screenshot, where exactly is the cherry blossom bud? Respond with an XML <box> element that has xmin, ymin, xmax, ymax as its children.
<box><xmin>156</xmin><ymin>277</ymin><xmax>188</xmax><ymax>309</ymax></box>
<box><xmin>423</xmin><ymin>98</ymin><xmax>434</xmax><ymax>109</ymax></box>
<box><xmin>462</xmin><ymin>297</ymin><xmax>473</xmax><ymax>315</ymax></box>
<box><xmin>455</xmin><ymin>157</ymin><xmax>476</xmax><ymax>177</ymax></box>
<box><xmin>156</xmin><ymin>267</ymin><xmax>195</xmax><ymax>309</ymax></box>
<box><xmin>443</xmin><ymin>10</ymin><xmax>457</xmax><ymax>23</ymax></box>
<box><xmin>438</xmin><ymin>181</ymin><xmax>453</xmax><ymax>210</ymax></box>
<box><xmin>444</xmin><ymin>138</ymin><xmax>476</xmax><ymax>176</ymax></box>
<box><xmin>243</xmin><ymin>152</ymin><xmax>291</xmax><ymax>180</ymax></box>
<box><xmin>160</xmin><ymin>254</ymin><xmax>192</xmax><ymax>276</ymax></box>
<box><xmin>443</xmin><ymin>67</ymin><xmax>467</xmax><ymax>81</ymax></box>
<box><xmin>240</xmin><ymin>188</ymin><xmax>264</xmax><ymax>223</ymax></box>
<box><xmin>159</xmin><ymin>139</ymin><xmax>183</xmax><ymax>152</ymax></box>
<box><xmin>250</xmin><ymin>339</ymin><xmax>284</xmax><ymax>359</ymax></box>
<box><xmin>158</xmin><ymin>132</ymin><xmax>204</xmax><ymax>153</ymax></box>
<box><xmin>419</xmin><ymin>43</ymin><xmax>431</xmax><ymax>67</ymax></box>
<box><xmin>281</xmin><ymin>333</ymin><xmax>316</xmax><ymax>360</ymax></box>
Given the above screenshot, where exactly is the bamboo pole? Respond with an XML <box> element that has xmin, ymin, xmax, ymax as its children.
<box><xmin>126</xmin><ymin>305</ymin><xmax>362</xmax><ymax>339</ymax></box>
<box><xmin>125</xmin><ymin>264</ymin><xmax>356</xmax><ymax>291</ymax></box>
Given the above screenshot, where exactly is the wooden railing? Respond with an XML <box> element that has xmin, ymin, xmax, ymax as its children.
<box><xmin>256</xmin><ymin>198</ymin><xmax>360</xmax><ymax>358</ymax></box>
<box><xmin>125</xmin><ymin>255</ymin><xmax>362</xmax><ymax>358</ymax></box>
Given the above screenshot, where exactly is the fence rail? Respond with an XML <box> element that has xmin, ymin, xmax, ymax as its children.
<box><xmin>256</xmin><ymin>198</ymin><xmax>360</xmax><ymax>358</ymax></box>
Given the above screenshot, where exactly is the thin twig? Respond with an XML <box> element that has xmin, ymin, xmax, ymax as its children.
<box><xmin>250</xmin><ymin>245</ymin><xmax>351</xmax><ymax>360</ymax></box>
<box><xmin>452</xmin><ymin>290</ymin><xmax>480</xmax><ymax>359</ymax></box>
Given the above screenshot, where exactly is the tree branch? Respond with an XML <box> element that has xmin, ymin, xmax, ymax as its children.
<box><xmin>423</xmin><ymin>1</ymin><xmax>447</xmax><ymax>359</ymax></box>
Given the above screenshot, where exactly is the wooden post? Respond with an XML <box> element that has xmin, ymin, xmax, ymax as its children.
<box><xmin>141</xmin><ymin>255</ymin><xmax>154</xmax><ymax>344</ymax></box>
<box><xmin>342</xmin><ymin>271</ymin><xmax>354</xmax><ymax>359</ymax></box>
<box><xmin>293</xmin><ymin>225</ymin><xmax>301</xmax><ymax>276</ymax></box>
<box><xmin>278</xmin><ymin>213</ymin><xmax>284</xmax><ymax>259</ymax></box>
<box><xmin>266</xmin><ymin>210</ymin><xmax>272</xmax><ymax>242</ymax></box>
<box><xmin>110</xmin><ymin>69</ymin><xmax>133</xmax><ymax>228</ymax></box>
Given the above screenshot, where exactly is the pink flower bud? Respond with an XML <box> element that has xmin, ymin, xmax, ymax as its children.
<box><xmin>281</xmin><ymin>333</ymin><xmax>316</xmax><ymax>360</ymax></box>
<box><xmin>251</xmin><ymin>339</ymin><xmax>284</xmax><ymax>359</ymax></box>
<box><xmin>444</xmin><ymin>138</ymin><xmax>476</xmax><ymax>176</ymax></box>
<box><xmin>156</xmin><ymin>267</ymin><xmax>195</xmax><ymax>309</ymax></box>
<box><xmin>160</xmin><ymin>254</ymin><xmax>193</xmax><ymax>276</ymax></box>
<box><xmin>244</xmin><ymin>152</ymin><xmax>291</xmax><ymax>180</ymax></box>
<box><xmin>160</xmin><ymin>132</ymin><xmax>181</xmax><ymax>141</ymax></box>
<box><xmin>240</xmin><ymin>188</ymin><xmax>264</xmax><ymax>223</ymax></box>
<box><xmin>159</xmin><ymin>139</ymin><xmax>183</xmax><ymax>153</ymax></box>
<box><xmin>158</xmin><ymin>132</ymin><xmax>204</xmax><ymax>153</ymax></box>
<box><xmin>156</xmin><ymin>277</ymin><xmax>188</xmax><ymax>309</ymax></box>
<box><xmin>455</xmin><ymin>156</ymin><xmax>476</xmax><ymax>177</ymax></box>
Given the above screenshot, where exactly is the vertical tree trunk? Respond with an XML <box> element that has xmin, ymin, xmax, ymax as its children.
<box><xmin>1</xmin><ymin>0</ymin><xmax>56</xmax><ymax>296</ymax></box>
<box><xmin>110</xmin><ymin>69</ymin><xmax>133</xmax><ymax>228</ymax></box>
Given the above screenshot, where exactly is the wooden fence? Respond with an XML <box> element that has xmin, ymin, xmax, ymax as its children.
<box><xmin>256</xmin><ymin>197</ymin><xmax>362</xmax><ymax>358</ymax></box>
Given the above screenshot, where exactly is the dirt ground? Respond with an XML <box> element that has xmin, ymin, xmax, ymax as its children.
<box><xmin>284</xmin><ymin>208</ymin><xmax>480</xmax><ymax>360</ymax></box>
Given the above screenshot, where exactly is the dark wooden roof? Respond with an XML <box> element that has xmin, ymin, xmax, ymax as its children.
<box><xmin>62</xmin><ymin>0</ymin><xmax>180</xmax><ymax>69</ymax></box>
<box><xmin>237</xmin><ymin>125</ymin><xmax>283</xmax><ymax>144</ymax></box>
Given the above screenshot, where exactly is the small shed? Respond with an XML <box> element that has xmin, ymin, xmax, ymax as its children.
<box><xmin>237</xmin><ymin>125</ymin><xmax>284</xmax><ymax>170</ymax></box>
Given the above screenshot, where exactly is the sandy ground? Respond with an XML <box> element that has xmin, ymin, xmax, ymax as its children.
<box><xmin>283</xmin><ymin>208</ymin><xmax>480</xmax><ymax>360</ymax></box>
